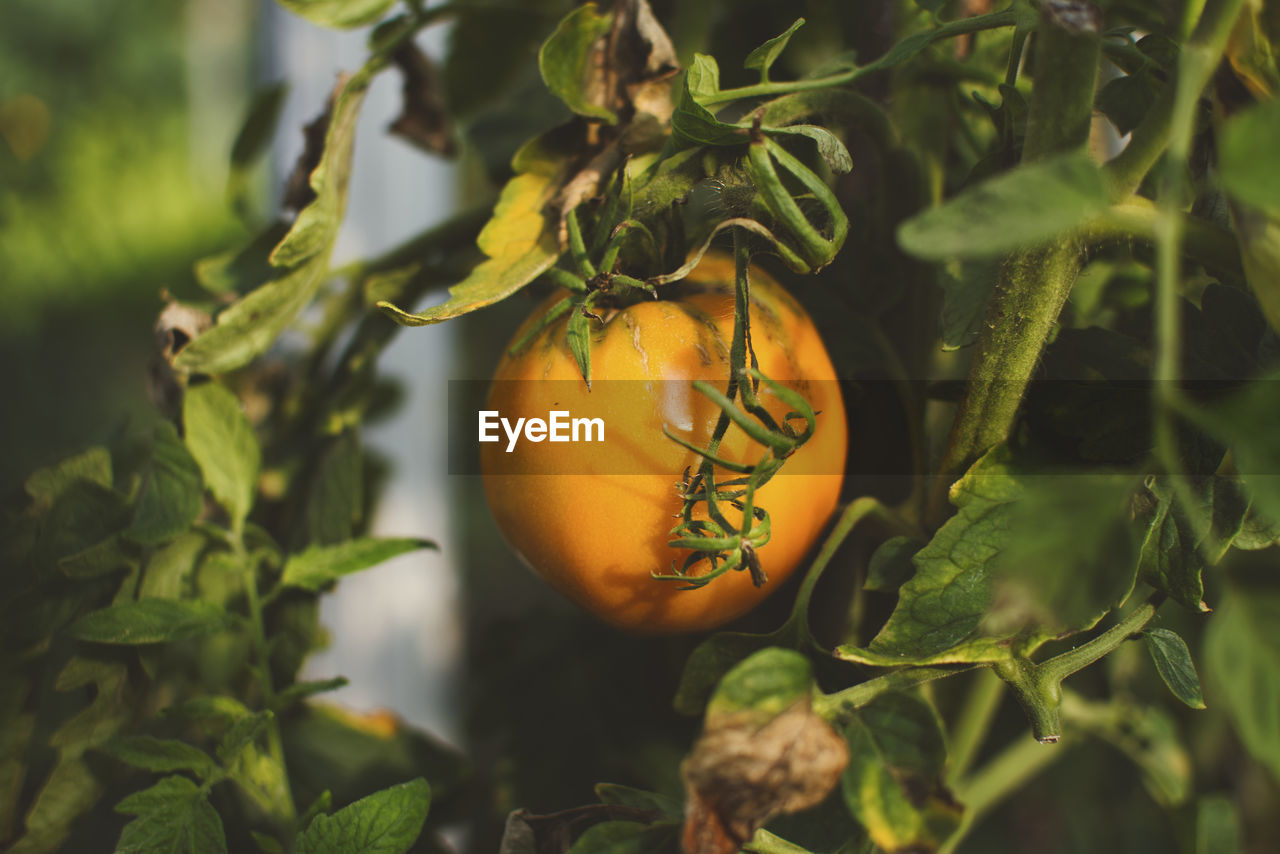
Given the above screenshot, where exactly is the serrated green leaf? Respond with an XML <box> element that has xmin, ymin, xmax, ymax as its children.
<box><xmin>378</xmin><ymin>169</ymin><xmax>560</xmax><ymax>325</ymax></box>
<box><xmin>1219</xmin><ymin>98</ymin><xmax>1280</xmax><ymax>217</ymax></box>
<box><xmin>566</xmin><ymin>308</ymin><xmax>593</xmax><ymax>388</ymax></box>
<box><xmin>1204</xmin><ymin>589</ymin><xmax>1280</xmax><ymax>781</ymax></box>
<box><xmin>129</xmin><ymin>421</ymin><xmax>204</xmax><ymax>544</ymax></box>
<box><xmin>744</xmin><ymin>19</ymin><xmax>805</xmax><ymax>82</ymax></box>
<box><xmin>217</xmin><ymin>711</ymin><xmax>272</xmax><ymax>766</ymax></box>
<box><xmin>538</xmin><ymin>2</ymin><xmax>617</xmax><ymax>123</ymax></box>
<box><xmin>897</xmin><ymin>152</ymin><xmax>1110</xmax><ymax>260</ymax></box>
<box><xmin>706</xmin><ymin>648</ymin><xmax>813</xmax><ymax>722</ymax></box>
<box><xmin>103</xmin><ymin>736</ymin><xmax>217</xmax><ymax>778</ymax></box>
<box><xmin>841</xmin><ymin>693</ymin><xmax>961</xmax><ymax>852</ymax></box>
<box><xmin>295</xmin><ymin>778</ymin><xmax>430</xmax><ymax>854</ymax></box>
<box><xmin>275</xmin><ymin>0</ymin><xmax>396</xmax><ymax>30</ymax></box>
<box><xmin>115</xmin><ymin>775</ymin><xmax>228</xmax><ymax>854</ymax></box>
<box><xmin>279</xmin><ymin>537</ymin><xmax>435</xmax><ymax>593</ymax></box>
<box><xmin>183</xmin><ymin>382</ymin><xmax>259</xmax><ymax>527</ymax></box>
<box><xmin>838</xmin><ymin>448</ymin><xmax>1136</xmax><ymax>667</ymax></box>
<box><xmin>1143</xmin><ymin>628</ymin><xmax>1206</xmax><ymax>709</ymax></box>
<box><xmin>70</xmin><ymin>600</ymin><xmax>232</xmax><ymax>645</ymax></box>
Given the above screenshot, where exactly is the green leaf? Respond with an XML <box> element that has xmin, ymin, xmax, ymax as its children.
<box><xmin>129</xmin><ymin>421</ymin><xmax>204</xmax><ymax>545</ymax></box>
<box><xmin>293</xmin><ymin>429</ymin><xmax>364</xmax><ymax>548</ymax></box>
<box><xmin>140</xmin><ymin>531</ymin><xmax>207</xmax><ymax>601</ymax></box>
<box><xmin>1137</xmin><ymin>479</ymin><xmax>1234</xmax><ymax>613</ymax></box>
<box><xmin>193</xmin><ymin>222</ymin><xmax>292</xmax><ymax>296</ymax></box>
<box><xmin>24</xmin><ymin>446</ymin><xmax>112</xmax><ymax>512</ymax></box>
<box><xmin>672</xmin><ymin>631</ymin><xmax>777</xmax><ymax>716</ymax></box>
<box><xmin>897</xmin><ymin>152</ymin><xmax>1110</xmax><ymax>260</ymax></box>
<box><xmin>274</xmin><ymin>677</ymin><xmax>350</xmax><ymax>710</ymax></box>
<box><xmin>841</xmin><ymin>693</ymin><xmax>961</xmax><ymax>852</ymax></box>
<box><xmin>70</xmin><ymin>600</ymin><xmax>233</xmax><ymax>645</ymax></box>
<box><xmin>176</xmin><ymin>61</ymin><xmax>374</xmax><ymax>373</ymax></box>
<box><xmin>594</xmin><ymin>784</ymin><xmax>682</xmax><ymax>820</ymax></box>
<box><xmin>565</xmin><ymin>820</ymin><xmax>677</xmax><ymax>853</ymax></box>
<box><xmin>671</xmin><ymin>56</ymin><xmax>750</xmax><ymax>147</ymax></box>
<box><xmin>1204</xmin><ymin>588</ymin><xmax>1280</xmax><ymax>781</ymax></box>
<box><xmin>1196</xmin><ymin>794</ymin><xmax>1243</xmax><ymax>854</ymax></box>
<box><xmin>217</xmin><ymin>711</ymin><xmax>273</xmax><ymax>766</ymax></box>
<box><xmin>279</xmin><ymin>537</ymin><xmax>435</xmax><ymax>593</ymax></box>
<box><xmin>183</xmin><ymin>382</ymin><xmax>260</xmax><ymax>527</ymax></box>
<box><xmin>103</xmin><ymin>736</ymin><xmax>217</xmax><ymax>779</ymax></box>
<box><xmin>566</xmin><ymin>307</ymin><xmax>593</xmax><ymax>388</ymax></box>
<box><xmin>115</xmin><ymin>775</ymin><xmax>228</xmax><ymax>854</ymax></box>
<box><xmin>837</xmin><ymin>448</ymin><xmax>1137</xmax><ymax>667</ymax></box>
<box><xmin>538</xmin><ymin>2</ymin><xmax>617</xmax><ymax>123</ymax></box>
<box><xmin>1219</xmin><ymin>98</ymin><xmax>1280</xmax><ymax>217</ymax></box>
<box><xmin>1189</xmin><ymin>370</ymin><xmax>1280</xmax><ymax>526</ymax></box>
<box><xmin>766</xmin><ymin>125</ymin><xmax>852</xmax><ymax>174</ymax></box>
<box><xmin>706</xmin><ymin>648</ymin><xmax>813</xmax><ymax>722</ymax></box>
<box><xmin>295</xmin><ymin>778</ymin><xmax>431</xmax><ymax>854</ymax></box>
<box><xmin>274</xmin><ymin>0</ymin><xmax>396</xmax><ymax>30</ymax></box>
<box><xmin>378</xmin><ymin>167</ymin><xmax>560</xmax><ymax>325</ymax></box>
<box><xmin>937</xmin><ymin>260</ymin><xmax>999</xmax><ymax>351</ymax></box>
<box><xmin>1144</xmin><ymin>628</ymin><xmax>1206</xmax><ymax>709</ymax></box>
<box><xmin>744</xmin><ymin>19</ymin><xmax>805</xmax><ymax>82</ymax></box>
<box><xmin>864</xmin><ymin>537</ymin><xmax>923</xmax><ymax>594</ymax></box>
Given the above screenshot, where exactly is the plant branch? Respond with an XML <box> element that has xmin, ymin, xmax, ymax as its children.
<box><xmin>814</xmin><ymin>665</ymin><xmax>976</xmax><ymax>729</ymax></box>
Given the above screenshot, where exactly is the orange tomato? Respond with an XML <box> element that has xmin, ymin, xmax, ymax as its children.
<box><xmin>480</xmin><ymin>253</ymin><xmax>846</xmax><ymax>633</ymax></box>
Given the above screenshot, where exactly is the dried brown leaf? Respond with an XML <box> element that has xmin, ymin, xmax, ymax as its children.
<box><xmin>680</xmin><ymin>702</ymin><xmax>849</xmax><ymax>854</ymax></box>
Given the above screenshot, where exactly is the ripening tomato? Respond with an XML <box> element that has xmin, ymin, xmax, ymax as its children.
<box><xmin>480</xmin><ymin>253</ymin><xmax>846</xmax><ymax>634</ymax></box>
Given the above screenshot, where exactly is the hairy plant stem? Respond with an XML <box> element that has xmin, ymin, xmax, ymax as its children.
<box><xmin>994</xmin><ymin>592</ymin><xmax>1165</xmax><ymax>743</ymax></box>
<box><xmin>933</xmin><ymin>6</ymin><xmax>1100</xmax><ymax>511</ymax></box>
<box><xmin>231</xmin><ymin>522</ymin><xmax>298</xmax><ymax>830</ymax></box>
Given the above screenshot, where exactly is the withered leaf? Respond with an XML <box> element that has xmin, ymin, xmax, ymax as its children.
<box><xmin>388</xmin><ymin>41</ymin><xmax>455</xmax><ymax>157</ymax></box>
<box><xmin>681</xmin><ymin>702</ymin><xmax>849</xmax><ymax>854</ymax></box>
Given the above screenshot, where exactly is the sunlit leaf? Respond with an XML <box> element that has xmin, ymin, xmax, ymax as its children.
<box><xmin>538</xmin><ymin>2</ymin><xmax>617</xmax><ymax>123</ymax></box>
<box><xmin>275</xmin><ymin>0</ymin><xmax>396</xmax><ymax>30</ymax></box>
<box><xmin>279</xmin><ymin>537</ymin><xmax>436</xmax><ymax>593</ymax></box>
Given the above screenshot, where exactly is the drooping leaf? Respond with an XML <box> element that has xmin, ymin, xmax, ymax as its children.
<box><xmin>897</xmin><ymin>152</ymin><xmax>1110</xmax><ymax>260</ymax></box>
<box><xmin>1219</xmin><ymin>98</ymin><xmax>1280</xmax><ymax>217</ymax></box>
<box><xmin>841</xmin><ymin>692</ymin><xmax>962</xmax><ymax>852</ymax></box>
<box><xmin>274</xmin><ymin>0</ymin><xmax>396</xmax><ymax>30</ymax></box>
<box><xmin>279</xmin><ymin>537</ymin><xmax>435</xmax><ymax>593</ymax></box>
<box><xmin>671</xmin><ymin>55</ymin><xmax>750</xmax><ymax>147</ymax></box>
<box><xmin>295</xmin><ymin>778</ymin><xmax>431</xmax><ymax>854</ymax></box>
<box><xmin>176</xmin><ymin>61</ymin><xmax>374</xmax><ymax>374</ymax></box>
<box><xmin>538</xmin><ymin>2</ymin><xmax>617</xmax><ymax>123</ymax></box>
<box><xmin>128</xmin><ymin>421</ymin><xmax>204</xmax><ymax>545</ymax></box>
<box><xmin>377</xmin><ymin>164</ymin><xmax>561</xmax><ymax>325</ymax></box>
<box><xmin>1143</xmin><ymin>628</ymin><xmax>1206</xmax><ymax>709</ymax></box>
<box><xmin>183</xmin><ymin>382</ymin><xmax>260</xmax><ymax>528</ymax></box>
<box><xmin>766</xmin><ymin>125</ymin><xmax>852</xmax><ymax>174</ymax></box>
<box><xmin>103</xmin><ymin>736</ymin><xmax>217</xmax><ymax>779</ymax></box>
<box><xmin>744</xmin><ymin>19</ymin><xmax>805</xmax><ymax>82</ymax></box>
<box><xmin>115</xmin><ymin>775</ymin><xmax>228</xmax><ymax>854</ymax></box>
<box><xmin>70</xmin><ymin>600</ymin><xmax>233</xmax><ymax>645</ymax></box>
<box><xmin>1204</xmin><ymin>588</ymin><xmax>1280</xmax><ymax>781</ymax></box>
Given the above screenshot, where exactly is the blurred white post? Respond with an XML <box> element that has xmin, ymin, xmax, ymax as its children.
<box><xmin>263</xmin><ymin>2</ymin><xmax>462</xmax><ymax>742</ymax></box>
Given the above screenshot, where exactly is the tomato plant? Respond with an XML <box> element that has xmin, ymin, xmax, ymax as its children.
<box><xmin>481</xmin><ymin>252</ymin><xmax>847</xmax><ymax>633</ymax></box>
<box><xmin>4</xmin><ymin>0</ymin><xmax>1280</xmax><ymax>853</ymax></box>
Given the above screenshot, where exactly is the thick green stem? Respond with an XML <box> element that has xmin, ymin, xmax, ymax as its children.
<box><xmin>1021</xmin><ymin>7</ymin><xmax>1101</xmax><ymax>162</ymax></box>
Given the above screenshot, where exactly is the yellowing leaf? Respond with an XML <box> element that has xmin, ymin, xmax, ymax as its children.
<box><xmin>378</xmin><ymin>170</ymin><xmax>560</xmax><ymax>325</ymax></box>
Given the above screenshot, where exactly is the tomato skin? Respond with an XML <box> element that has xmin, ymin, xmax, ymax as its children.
<box><xmin>481</xmin><ymin>254</ymin><xmax>846</xmax><ymax>634</ymax></box>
